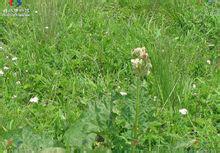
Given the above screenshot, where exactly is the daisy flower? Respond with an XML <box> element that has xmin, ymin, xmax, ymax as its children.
<box><xmin>120</xmin><ymin>91</ymin><xmax>127</xmax><ymax>96</ymax></box>
<box><xmin>3</xmin><ymin>66</ymin><xmax>9</xmax><ymax>71</ymax></box>
<box><xmin>29</xmin><ymin>96</ymin><xmax>39</xmax><ymax>103</ymax></box>
<box><xmin>207</xmin><ymin>60</ymin><xmax>211</xmax><ymax>65</ymax></box>
<box><xmin>179</xmin><ymin>108</ymin><xmax>188</xmax><ymax>115</ymax></box>
<box><xmin>12</xmin><ymin>57</ymin><xmax>18</xmax><ymax>61</ymax></box>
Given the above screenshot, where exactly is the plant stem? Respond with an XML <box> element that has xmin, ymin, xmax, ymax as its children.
<box><xmin>132</xmin><ymin>76</ymin><xmax>141</xmax><ymax>152</ymax></box>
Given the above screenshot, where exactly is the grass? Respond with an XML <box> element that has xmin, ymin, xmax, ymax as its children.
<box><xmin>0</xmin><ymin>0</ymin><xmax>219</xmax><ymax>152</ymax></box>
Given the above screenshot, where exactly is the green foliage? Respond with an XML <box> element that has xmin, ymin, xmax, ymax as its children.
<box><xmin>0</xmin><ymin>0</ymin><xmax>219</xmax><ymax>152</ymax></box>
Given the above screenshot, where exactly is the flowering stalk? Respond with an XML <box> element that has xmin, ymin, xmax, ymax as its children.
<box><xmin>133</xmin><ymin>76</ymin><xmax>141</xmax><ymax>138</ymax></box>
<box><xmin>131</xmin><ymin>47</ymin><xmax>152</xmax><ymax>152</ymax></box>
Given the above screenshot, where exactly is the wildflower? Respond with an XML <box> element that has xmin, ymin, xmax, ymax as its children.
<box><xmin>3</xmin><ymin>66</ymin><xmax>9</xmax><ymax>71</ymax></box>
<box><xmin>35</xmin><ymin>11</ymin><xmax>38</xmax><ymax>13</ymax></box>
<box><xmin>179</xmin><ymin>108</ymin><xmax>188</xmax><ymax>115</ymax></box>
<box><xmin>0</xmin><ymin>46</ymin><xmax>3</xmax><ymax>50</ymax></box>
<box><xmin>29</xmin><ymin>96</ymin><xmax>39</xmax><ymax>103</ymax></box>
<box><xmin>12</xmin><ymin>95</ymin><xmax>17</xmax><ymax>99</ymax></box>
<box><xmin>12</xmin><ymin>57</ymin><xmax>17</xmax><ymax>61</ymax></box>
<box><xmin>192</xmin><ymin>84</ymin><xmax>196</xmax><ymax>89</ymax></box>
<box><xmin>132</xmin><ymin>47</ymin><xmax>143</xmax><ymax>56</ymax></box>
<box><xmin>153</xmin><ymin>96</ymin><xmax>157</xmax><ymax>102</ymax></box>
<box><xmin>0</xmin><ymin>70</ymin><xmax>4</xmax><ymax>76</ymax></box>
<box><xmin>120</xmin><ymin>91</ymin><xmax>127</xmax><ymax>96</ymax></box>
<box><xmin>140</xmin><ymin>50</ymin><xmax>148</xmax><ymax>60</ymax></box>
<box><xmin>131</xmin><ymin>47</ymin><xmax>152</xmax><ymax>77</ymax></box>
<box><xmin>207</xmin><ymin>60</ymin><xmax>211</xmax><ymax>65</ymax></box>
<box><xmin>45</xmin><ymin>26</ymin><xmax>49</xmax><ymax>29</ymax></box>
<box><xmin>131</xmin><ymin>58</ymin><xmax>142</xmax><ymax>68</ymax></box>
<box><xmin>16</xmin><ymin>81</ymin><xmax>21</xmax><ymax>85</ymax></box>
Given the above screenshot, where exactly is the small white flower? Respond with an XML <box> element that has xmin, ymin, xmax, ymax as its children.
<box><xmin>45</xmin><ymin>26</ymin><xmax>49</xmax><ymax>29</ymax></box>
<box><xmin>25</xmin><ymin>70</ymin><xmax>28</xmax><ymax>73</ymax></box>
<box><xmin>12</xmin><ymin>57</ymin><xmax>18</xmax><ymax>61</ymax></box>
<box><xmin>3</xmin><ymin>9</ymin><xmax>7</xmax><ymax>13</ymax></box>
<box><xmin>207</xmin><ymin>60</ymin><xmax>211</xmax><ymax>65</ymax></box>
<box><xmin>153</xmin><ymin>96</ymin><xmax>157</xmax><ymax>101</ymax></box>
<box><xmin>132</xmin><ymin>47</ymin><xmax>142</xmax><ymax>55</ymax></box>
<box><xmin>12</xmin><ymin>95</ymin><xmax>17</xmax><ymax>99</ymax></box>
<box><xmin>179</xmin><ymin>108</ymin><xmax>188</xmax><ymax>115</ymax></box>
<box><xmin>120</xmin><ymin>91</ymin><xmax>127</xmax><ymax>96</ymax></box>
<box><xmin>0</xmin><ymin>46</ymin><xmax>3</xmax><ymax>50</ymax></box>
<box><xmin>35</xmin><ymin>11</ymin><xmax>38</xmax><ymax>13</ymax></box>
<box><xmin>16</xmin><ymin>81</ymin><xmax>21</xmax><ymax>85</ymax></box>
<box><xmin>192</xmin><ymin>84</ymin><xmax>196</xmax><ymax>89</ymax></box>
<box><xmin>0</xmin><ymin>70</ymin><xmax>4</xmax><ymax>76</ymax></box>
<box><xmin>131</xmin><ymin>58</ymin><xmax>142</xmax><ymax>68</ymax></box>
<box><xmin>29</xmin><ymin>96</ymin><xmax>39</xmax><ymax>103</ymax></box>
<box><xmin>6</xmin><ymin>56</ymin><xmax>9</xmax><ymax>59</ymax></box>
<box><xmin>3</xmin><ymin>66</ymin><xmax>9</xmax><ymax>71</ymax></box>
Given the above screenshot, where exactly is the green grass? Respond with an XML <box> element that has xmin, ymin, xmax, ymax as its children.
<box><xmin>0</xmin><ymin>0</ymin><xmax>219</xmax><ymax>152</ymax></box>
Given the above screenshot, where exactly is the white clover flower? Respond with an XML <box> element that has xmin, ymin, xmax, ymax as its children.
<box><xmin>3</xmin><ymin>66</ymin><xmax>9</xmax><ymax>71</ymax></box>
<box><xmin>30</xmin><ymin>96</ymin><xmax>39</xmax><ymax>103</ymax></box>
<box><xmin>0</xmin><ymin>70</ymin><xmax>4</xmax><ymax>76</ymax></box>
<box><xmin>16</xmin><ymin>81</ymin><xmax>21</xmax><ymax>85</ymax></box>
<box><xmin>207</xmin><ymin>60</ymin><xmax>211</xmax><ymax>65</ymax></box>
<box><xmin>120</xmin><ymin>91</ymin><xmax>127</xmax><ymax>96</ymax></box>
<box><xmin>179</xmin><ymin>108</ymin><xmax>188</xmax><ymax>115</ymax></box>
<box><xmin>12</xmin><ymin>57</ymin><xmax>18</xmax><ymax>61</ymax></box>
<box><xmin>192</xmin><ymin>84</ymin><xmax>196</xmax><ymax>89</ymax></box>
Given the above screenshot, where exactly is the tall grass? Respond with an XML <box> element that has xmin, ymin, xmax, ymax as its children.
<box><xmin>0</xmin><ymin>0</ymin><xmax>219</xmax><ymax>152</ymax></box>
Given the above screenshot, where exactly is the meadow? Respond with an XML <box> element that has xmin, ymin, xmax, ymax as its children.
<box><xmin>0</xmin><ymin>0</ymin><xmax>219</xmax><ymax>152</ymax></box>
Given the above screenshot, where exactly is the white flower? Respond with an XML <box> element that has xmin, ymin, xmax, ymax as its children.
<box><xmin>0</xmin><ymin>70</ymin><xmax>4</xmax><ymax>76</ymax></box>
<box><xmin>153</xmin><ymin>96</ymin><xmax>157</xmax><ymax>101</ymax></box>
<box><xmin>45</xmin><ymin>26</ymin><xmax>49</xmax><ymax>29</ymax></box>
<box><xmin>207</xmin><ymin>60</ymin><xmax>211</xmax><ymax>65</ymax></box>
<box><xmin>16</xmin><ymin>81</ymin><xmax>21</xmax><ymax>85</ymax></box>
<box><xmin>140</xmin><ymin>50</ymin><xmax>148</xmax><ymax>60</ymax></box>
<box><xmin>3</xmin><ymin>66</ymin><xmax>9</xmax><ymax>71</ymax></box>
<box><xmin>6</xmin><ymin>56</ymin><xmax>9</xmax><ymax>59</ymax></box>
<box><xmin>192</xmin><ymin>84</ymin><xmax>196</xmax><ymax>89</ymax></box>
<box><xmin>12</xmin><ymin>95</ymin><xmax>17</xmax><ymax>99</ymax></box>
<box><xmin>131</xmin><ymin>58</ymin><xmax>142</xmax><ymax>68</ymax></box>
<box><xmin>132</xmin><ymin>47</ymin><xmax>143</xmax><ymax>55</ymax></box>
<box><xmin>179</xmin><ymin>108</ymin><xmax>188</xmax><ymax>115</ymax></box>
<box><xmin>29</xmin><ymin>96</ymin><xmax>39</xmax><ymax>103</ymax></box>
<box><xmin>35</xmin><ymin>11</ymin><xmax>38</xmax><ymax>13</ymax></box>
<box><xmin>120</xmin><ymin>91</ymin><xmax>127</xmax><ymax>96</ymax></box>
<box><xmin>0</xmin><ymin>46</ymin><xmax>3</xmax><ymax>50</ymax></box>
<box><xmin>12</xmin><ymin>57</ymin><xmax>18</xmax><ymax>61</ymax></box>
<box><xmin>25</xmin><ymin>70</ymin><xmax>28</xmax><ymax>73</ymax></box>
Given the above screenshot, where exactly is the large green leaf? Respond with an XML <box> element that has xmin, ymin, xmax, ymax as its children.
<box><xmin>64</xmin><ymin>102</ymin><xmax>111</xmax><ymax>150</ymax></box>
